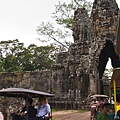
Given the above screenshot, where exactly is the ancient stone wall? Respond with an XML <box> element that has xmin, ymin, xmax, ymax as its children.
<box><xmin>0</xmin><ymin>71</ymin><xmax>52</xmax><ymax>92</ymax></box>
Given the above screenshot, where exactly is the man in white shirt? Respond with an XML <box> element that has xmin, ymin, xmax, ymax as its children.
<box><xmin>36</xmin><ymin>97</ymin><xmax>51</xmax><ymax>120</ymax></box>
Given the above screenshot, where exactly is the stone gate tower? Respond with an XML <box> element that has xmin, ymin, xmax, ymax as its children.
<box><xmin>51</xmin><ymin>0</ymin><xmax>120</xmax><ymax>99</ymax></box>
<box><xmin>91</xmin><ymin>0</ymin><xmax>120</xmax><ymax>94</ymax></box>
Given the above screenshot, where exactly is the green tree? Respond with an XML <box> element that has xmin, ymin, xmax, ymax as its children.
<box><xmin>0</xmin><ymin>53</ymin><xmax>4</xmax><ymax>72</ymax></box>
<box><xmin>52</xmin><ymin>0</ymin><xmax>92</xmax><ymax>29</ymax></box>
<box><xmin>0</xmin><ymin>39</ymin><xmax>25</xmax><ymax>72</ymax></box>
<box><xmin>36</xmin><ymin>0</ymin><xmax>92</xmax><ymax>51</ymax></box>
<box><xmin>22</xmin><ymin>44</ymin><xmax>55</xmax><ymax>71</ymax></box>
<box><xmin>31</xmin><ymin>45</ymin><xmax>55</xmax><ymax>70</ymax></box>
<box><xmin>0</xmin><ymin>40</ymin><xmax>55</xmax><ymax>72</ymax></box>
<box><xmin>103</xmin><ymin>68</ymin><xmax>113</xmax><ymax>79</ymax></box>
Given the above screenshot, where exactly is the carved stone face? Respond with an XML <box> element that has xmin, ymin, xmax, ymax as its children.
<box><xmin>72</xmin><ymin>8</ymin><xmax>90</xmax><ymax>42</ymax></box>
<box><xmin>92</xmin><ymin>0</ymin><xmax>119</xmax><ymax>41</ymax></box>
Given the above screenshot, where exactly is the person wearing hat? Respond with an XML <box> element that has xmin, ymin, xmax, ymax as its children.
<box><xmin>20</xmin><ymin>97</ymin><xmax>37</xmax><ymax>120</ymax></box>
<box><xmin>97</xmin><ymin>103</ymin><xmax>111</xmax><ymax>120</ymax></box>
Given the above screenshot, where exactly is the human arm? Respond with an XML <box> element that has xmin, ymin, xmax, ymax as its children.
<box><xmin>46</xmin><ymin>104</ymin><xmax>51</xmax><ymax>114</ymax></box>
<box><xmin>44</xmin><ymin>104</ymin><xmax>52</xmax><ymax>119</ymax></box>
<box><xmin>20</xmin><ymin>106</ymin><xmax>27</xmax><ymax>116</ymax></box>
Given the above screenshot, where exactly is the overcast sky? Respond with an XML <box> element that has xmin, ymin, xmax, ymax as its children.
<box><xmin>0</xmin><ymin>0</ymin><xmax>120</xmax><ymax>47</ymax></box>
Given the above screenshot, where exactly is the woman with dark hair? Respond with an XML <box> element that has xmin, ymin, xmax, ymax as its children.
<box><xmin>20</xmin><ymin>97</ymin><xmax>37</xmax><ymax>120</ymax></box>
<box><xmin>12</xmin><ymin>97</ymin><xmax>37</xmax><ymax>120</ymax></box>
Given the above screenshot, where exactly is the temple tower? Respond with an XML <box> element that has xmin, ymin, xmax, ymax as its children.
<box><xmin>91</xmin><ymin>0</ymin><xmax>120</xmax><ymax>94</ymax></box>
<box><xmin>51</xmin><ymin>0</ymin><xmax>120</xmax><ymax>99</ymax></box>
<box><xmin>52</xmin><ymin>8</ymin><xmax>92</xmax><ymax>99</ymax></box>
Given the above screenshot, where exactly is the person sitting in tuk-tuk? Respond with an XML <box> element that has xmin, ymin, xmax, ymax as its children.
<box><xmin>36</xmin><ymin>97</ymin><xmax>51</xmax><ymax>120</ymax></box>
<box><xmin>97</xmin><ymin>103</ymin><xmax>111</xmax><ymax>120</ymax></box>
<box><xmin>20</xmin><ymin>97</ymin><xmax>37</xmax><ymax>120</ymax></box>
<box><xmin>12</xmin><ymin>97</ymin><xmax>37</xmax><ymax>120</ymax></box>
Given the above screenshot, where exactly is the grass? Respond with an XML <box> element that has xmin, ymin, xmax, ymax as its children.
<box><xmin>52</xmin><ymin>108</ymin><xmax>58</xmax><ymax>112</ymax></box>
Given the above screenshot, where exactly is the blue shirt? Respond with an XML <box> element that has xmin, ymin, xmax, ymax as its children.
<box><xmin>36</xmin><ymin>104</ymin><xmax>51</xmax><ymax>117</ymax></box>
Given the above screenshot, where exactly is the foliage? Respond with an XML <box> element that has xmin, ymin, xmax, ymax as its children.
<box><xmin>101</xmin><ymin>68</ymin><xmax>113</xmax><ymax>95</ymax></box>
<box><xmin>52</xmin><ymin>0</ymin><xmax>92</xmax><ymax>29</ymax></box>
<box><xmin>103</xmin><ymin>68</ymin><xmax>113</xmax><ymax>79</ymax></box>
<box><xmin>0</xmin><ymin>39</ymin><xmax>25</xmax><ymax>72</ymax></box>
<box><xmin>36</xmin><ymin>22</ymin><xmax>70</xmax><ymax>51</ymax></box>
<box><xmin>0</xmin><ymin>54</ymin><xmax>4</xmax><ymax>72</ymax></box>
<box><xmin>36</xmin><ymin>0</ymin><xmax>92</xmax><ymax>52</ymax></box>
<box><xmin>0</xmin><ymin>40</ymin><xmax>55</xmax><ymax>72</ymax></box>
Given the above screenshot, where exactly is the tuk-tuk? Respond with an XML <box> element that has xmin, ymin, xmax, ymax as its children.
<box><xmin>0</xmin><ymin>87</ymin><xmax>54</xmax><ymax>120</ymax></box>
<box><xmin>109</xmin><ymin>68</ymin><xmax>120</xmax><ymax>114</ymax></box>
<box><xmin>89</xmin><ymin>94</ymin><xmax>109</xmax><ymax>120</ymax></box>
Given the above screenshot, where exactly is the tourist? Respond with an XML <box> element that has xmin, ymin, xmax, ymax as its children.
<box><xmin>97</xmin><ymin>103</ymin><xmax>111</xmax><ymax>120</ymax></box>
<box><xmin>90</xmin><ymin>97</ymin><xmax>99</xmax><ymax>119</ymax></box>
<box><xmin>20</xmin><ymin>97</ymin><xmax>37</xmax><ymax>120</ymax></box>
<box><xmin>36</xmin><ymin>97</ymin><xmax>51</xmax><ymax>120</ymax></box>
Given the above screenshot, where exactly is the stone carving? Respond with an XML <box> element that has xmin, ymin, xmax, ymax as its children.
<box><xmin>52</xmin><ymin>0</ymin><xmax>120</xmax><ymax>98</ymax></box>
<box><xmin>91</xmin><ymin>0</ymin><xmax>120</xmax><ymax>87</ymax></box>
<box><xmin>52</xmin><ymin>8</ymin><xmax>91</xmax><ymax>100</ymax></box>
<box><xmin>72</xmin><ymin>8</ymin><xmax>91</xmax><ymax>43</ymax></box>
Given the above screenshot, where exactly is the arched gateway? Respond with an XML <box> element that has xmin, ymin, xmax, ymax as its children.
<box><xmin>52</xmin><ymin>0</ymin><xmax>120</xmax><ymax>99</ymax></box>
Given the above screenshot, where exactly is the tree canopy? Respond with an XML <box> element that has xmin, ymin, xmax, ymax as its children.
<box><xmin>0</xmin><ymin>40</ymin><xmax>55</xmax><ymax>72</ymax></box>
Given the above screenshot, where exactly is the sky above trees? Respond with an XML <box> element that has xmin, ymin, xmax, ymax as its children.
<box><xmin>0</xmin><ymin>0</ymin><xmax>120</xmax><ymax>47</ymax></box>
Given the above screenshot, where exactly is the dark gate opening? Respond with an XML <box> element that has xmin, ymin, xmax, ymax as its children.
<box><xmin>97</xmin><ymin>40</ymin><xmax>120</xmax><ymax>94</ymax></box>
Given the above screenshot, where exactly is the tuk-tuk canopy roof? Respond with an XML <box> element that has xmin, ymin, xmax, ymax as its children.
<box><xmin>90</xmin><ymin>94</ymin><xmax>108</xmax><ymax>98</ymax></box>
<box><xmin>109</xmin><ymin>68</ymin><xmax>120</xmax><ymax>89</ymax></box>
<box><xmin>0</xmin><ymin>88</ymin><xmax>54</xmax><ymax>98</ymax></box>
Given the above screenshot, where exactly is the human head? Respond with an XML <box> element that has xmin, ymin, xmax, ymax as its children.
<box><xmin>104</xmin><ymin>98</ymin><xmax>108</xmax><ymax>103</ymax></box>
<box><xmin>101</xmin><ymin>103</ymin><xmax>111</xmax><ymax>113</ymax></box>
<box><xmin>38</xmin><ymin>96</ymin><xmax>46</xmax><ymax>105</ymax></box>
<box><xmin>24</xmin><ymin>97</ymin><xmax>33</xmax><ymax>105</ymax></box>
<box><xmin>93</xmin><ymin>97</ymin><xmax>97</xmax><ymax>102</ymax></box>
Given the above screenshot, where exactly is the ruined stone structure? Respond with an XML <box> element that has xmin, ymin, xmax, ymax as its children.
<box><xmin>0</xmin><ymin>0</ymin><xmax>120</xmax><ymax>116</ymax></box>
<box><xmin>91</xmin><ymin>0</ymin><xmax>120</xmax><ymax>93</ymax></box>
<box><xmin>52</xmin><ymin>8</ymin><xmax>91</xmax><ymax>100</ymax></box>
<box><xmin>52</xmin><ymin>0</ymin><xmax>120</xmax><ymax>98</ymax></box>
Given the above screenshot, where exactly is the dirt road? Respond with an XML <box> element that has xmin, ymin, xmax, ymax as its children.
<box><xmin>52</xmin><ymin>110</ymin><xmax>90</xmax><ymax>120</ymax></box>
